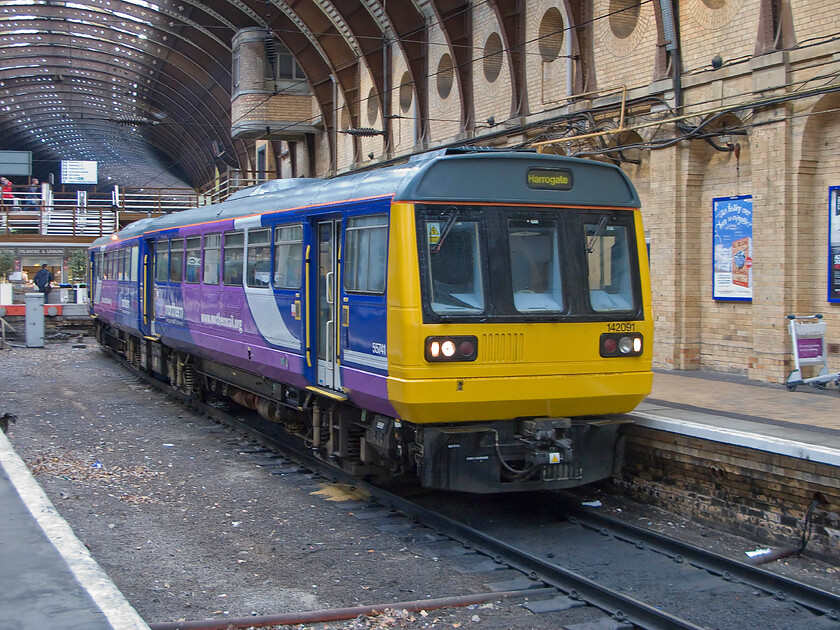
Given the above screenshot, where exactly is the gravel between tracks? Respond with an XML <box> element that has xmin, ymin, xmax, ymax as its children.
<box><xmin>1</xmin><ymin>339</ymin><xmax>838</xmax><ymax>629</ymax></box>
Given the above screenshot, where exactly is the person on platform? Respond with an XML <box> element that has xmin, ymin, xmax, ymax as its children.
<box><xmin>0</xmin><ymin>177</ymin><xmax>14</xmax><ymax>206</ymax></box>
<box><xmin>25</xmin><ymin>178</ymin><xmax>40</xmax><ymax>206</ymax></box>
<box><xmin>34</xmin><ymin>264</ymin><xmax>54</xmax><ymax>296</ymax></box>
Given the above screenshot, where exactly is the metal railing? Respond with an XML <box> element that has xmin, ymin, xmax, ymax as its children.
<box><xmin>0</xmin><ymin>173</ymin><xmax>285</xmax><ymax>238</ymax></box>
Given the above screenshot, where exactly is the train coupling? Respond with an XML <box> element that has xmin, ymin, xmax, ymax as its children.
<box><xmin>518</xmin><ymin>417</ymin><xmax>574</xmax><ymax>465</ymax></box>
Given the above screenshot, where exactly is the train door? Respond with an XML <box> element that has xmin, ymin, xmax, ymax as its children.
<box><xmin>141</xmin><ymin>238</ymin><xmax>157</xmax><ymax>336</ymax></box>
<box><xmin>316</xmin><ymin>219</ymin><xmax>342</xmax><ymax>390</ymax></box>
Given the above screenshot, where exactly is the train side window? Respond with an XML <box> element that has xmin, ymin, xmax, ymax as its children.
<box><xmin>117</xmin><ymin>250</ymin><xmax>124</xmax><ymax>282</ymax></box>
<box><xmin>155</xmin><ymin>240</ymin><xmax>169</xmax><ymax>283</ymax></box>
<box><xmin>345</xmin><ymin>215</ymin><xmax>388</xmax><ymax>293</ymax></box>
<box><xmin>246</xmin><ymin>229</ymin><xmax>271</xmax><ymax>287</ymax></box>
<box><xmin>130</xmin><ymin>246</ymin><xmax>139</xmax><ymax>283</ymax></box>
<box><xmin>585</xmin><ymin>222</ymin><xmax>634</xmax><ymax>312</ymax></box>
<box><xmin>508</xmin><ymin>219</ymin><xmax>563</xmax><ymax>313</ymax></box>
<box><xmin>426</xmin><ymin>220</ymin><xmax>485</xmax><ymax>314</ymax></box>
<box><xmin>203</xmin><ymin>234</ymin><xmax>220</xmax><ymax>285</ymax></box>
<box><xmin>223</xmin><ymin>231</ymin><xmax>244</xmax><ymax>286</ymax></box>
<box><xmin>185</xmin><ymin>236</ymin><xmax>201</xmax><ymax>284</ymax></box>
<box><xmin>169</xmin><ymin>238</ymin><xmax>184</xmax><ymax>283</ymax></box>
<box><xmin>122</xmin><ymin>248</ymin><xmax>130</xmax><ymax>282</ymax></box>
<box><xmin>273</xmin><ymin>224</ymin><xmax>302</xmax><ymax>289</ymax></box>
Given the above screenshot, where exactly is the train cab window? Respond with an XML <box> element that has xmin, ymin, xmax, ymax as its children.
<box><xmin>169</xmin><ymin>238</ymin><xmax>184</xmax><ymax>283</ymax></box>
<box><xmin>345</xmin><ymin>215</ymin><xmax>388</xmax><ymax>293</ymax></box>
<box><xmin>508</xmin><ymin>219</ymin><xmax>563</xmax><ymax>313</ymax></box>
<box><xmin>273</xmin><ymin>224</ymin><xmax>302</xmax><ymax>289</ymax></box>
<box><xmin>223</xmin><ymin>231</ymin><xmax>244</xmax><ymax>286</ymax></box>
<box><xmin>155</xmin><ymin>241</ymin><xmax>168</xmax><ymax>283</ymax></box>
<box><xmin>585</xmin><ymin>221</ymin><xmax>634</xmax><ymax>312</ymax></box>
<box><xmin>426</xmin><ymin>219</ymin><xmax>485</xmax><ymax>314</ymax></box>
<box><xmin>246</xmin><ymin>229</ymin><xmax>271</xmax><ymax>287</ymax></box>
<box><xmin>203</xmin><ymin>234</ymin><xmax>220</xmax><ymax>285</ymax></box>
<box><xmin>185</xmin><ymin>237</ymin><xmax>201</xmax><ymax>283</ymax></box>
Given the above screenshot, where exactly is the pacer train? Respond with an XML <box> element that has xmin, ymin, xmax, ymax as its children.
<box><xmin>89</xmin><ymin>149</ymin><xmax>653</xmax><ymax>493</ymax></box>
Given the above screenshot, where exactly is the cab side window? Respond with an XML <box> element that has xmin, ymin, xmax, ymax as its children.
<box><xmin>345</xmin><ymin>215</ymin><xmax>388</xmax><ymax>294</ymax></box>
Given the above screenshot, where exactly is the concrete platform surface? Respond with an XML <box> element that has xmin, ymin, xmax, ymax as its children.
<box><xmin>631</xmin><ymin>370</ymin><xmax>840</xmax><ymax>466</ymax></box>
<box><xmin>0</xmin><ymin>428</ymin><xmax>150</xmax><ymax>630</ymax></box>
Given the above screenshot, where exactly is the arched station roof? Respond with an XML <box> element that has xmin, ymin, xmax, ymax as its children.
<box><xmin>0</xmin><ymin>0</ymin><xmax>441</xmax><ymax>189</ymax></box>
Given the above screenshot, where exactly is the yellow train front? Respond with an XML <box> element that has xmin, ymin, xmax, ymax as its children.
<box><xmin>382</xmin><ymin>151</ymin><xmax>652</xmax><ymax>493</ymax></box>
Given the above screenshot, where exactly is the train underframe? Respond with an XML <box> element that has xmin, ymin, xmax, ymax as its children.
<box><xmin>97</xmin><ymin>322</ymin><xmax>627</xmax><ymax>494</ymax></box>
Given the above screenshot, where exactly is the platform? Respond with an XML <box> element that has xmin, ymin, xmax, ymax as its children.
<box><xmin>0</xmin><ymin>428</ymin><xmax>150</xmax><ymax>630</ymax></box>
<box><xmin>633</xmin><ymin>370</ymin><xmax>840</xmax><ymax>465</ymax></box>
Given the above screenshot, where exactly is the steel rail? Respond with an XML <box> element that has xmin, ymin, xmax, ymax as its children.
<box><xmin>109</xmin><ymin>351</ymin><xmax>704</xmax><ymax>630</ymax></box>
<box><xmin>105</xmin><ymin>349</ymin><xmax>834</xmax><ymax>629</ymax></box>
<box><xmin>570</xmin><ymin>508</ymin><xmax>840</xmax><ymax>619</ymax></box>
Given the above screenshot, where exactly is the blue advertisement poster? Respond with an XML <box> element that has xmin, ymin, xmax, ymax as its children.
<box><xmin>713</xmin><ymin>195</ymin><xmax>753</xmax><ymax>301</ymax></box>
<box><xmin>830</xmin><ymin>187</ymin><xmax>840</xmax><ymax>303</ymax></box>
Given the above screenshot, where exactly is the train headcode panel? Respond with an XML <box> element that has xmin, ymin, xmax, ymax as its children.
<box><xmin>89</xmin><ymin>148</ymin><xmax>652</xmax><ymax>494</ymax></box>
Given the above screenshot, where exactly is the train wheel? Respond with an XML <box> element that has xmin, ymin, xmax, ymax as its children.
<box><xmin>785</xmin><ymin>383</ymin><xmax>797</xmax><ymax>392</ymax></box>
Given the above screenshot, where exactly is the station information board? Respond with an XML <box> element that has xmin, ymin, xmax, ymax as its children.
<box><xmin>60</xmin><ymin>160</ymin><xmax>98</xmax><ymax>185</ymax></box>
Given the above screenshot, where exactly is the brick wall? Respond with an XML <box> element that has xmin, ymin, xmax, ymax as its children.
<box><xmin>592</xmin><ymin>0</ymin><xmax>658</xmax><ymax>92</ymax></box>
<box><xmin>245</xmin><ymin>2</ymin><xmax>840</xmax><ymax>383</ymax></box>
<box><xmin>472</xmin><ymin>4</ymin><xmax>513</xmax><ymax>127</ymax></box>
<box><xmin>427</xmin><ymin>23</ymin><xmax>464</xmax><ymax>143</ymax></box>
<box><xmin>613</xmin><ymin>425</ymin><xmax>840</xmax><ymax>563</ymax></box>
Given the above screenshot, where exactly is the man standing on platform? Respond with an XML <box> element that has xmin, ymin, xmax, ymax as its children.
<box><xmin>33</xmin><ymin>264</ymin><xmax>53</xmax><ymax>296</ymax></box>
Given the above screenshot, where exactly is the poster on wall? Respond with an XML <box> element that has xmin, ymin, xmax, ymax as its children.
<box><xmin>830</xmin><ymin>187</ymin><xmax>840</xmax><ymax>303</ymax></box>
<box><xmin>713</xmin><ymin>195</ymin><xmax>753</xmax><ymax>301</ymax></box>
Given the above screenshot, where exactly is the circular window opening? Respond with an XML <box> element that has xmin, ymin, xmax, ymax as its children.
<box><xmin>437</xmin><ymin>53</ymin><xmax>454</xmax><ymax>99</ymax></box>
<box><xmin>609</xmin><ymin>0</ymin><xmax>641</xmax><ymax>40</ymax></box>
<box><xmin>367</xmin><ymin>87</ymin><xmax>379</xmax><ymax>125</ymax></box>
<box><xmin>538</xmin><ymin>8</ymin><xmax>564</xmax><ymax>62</ymax></box>
<box><xmin>399</xmin><ymin>72</ymin><xmax>413</xmax><ymax>113</ymax></box>
<box><xmin>483</xmin><ymin>32</ymin><xmax>503</xmax><ymax>83</ymax></box>
<box><xmin>702</xmin><ymin>0</ymin><xmax>726</xmax><ymax>8</ymax></box>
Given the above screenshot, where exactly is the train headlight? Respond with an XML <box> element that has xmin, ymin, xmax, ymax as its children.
<box><xmin>618</xmin><ymin>336</ymin><xmax>633</xmax><ymax>354</ymax></box>
<box><xmin>600</xmin><ymin>332</ymin><xmax>643</xmax><ymax>357</ymax></box>
<box><xmin>425</xmin><ymin>336</ymin><xmax>478</xmax><ymax>362</ymax></box>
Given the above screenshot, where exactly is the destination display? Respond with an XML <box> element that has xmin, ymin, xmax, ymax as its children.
<box><xmin>60</xmin><ymin>160</ymin><xmax>98</xmax><ymax>185</ymax></box>
<box><xmin>526</xmin><ymin>168</ymin><xmax>574</xmax><ymax>191</ymax></box>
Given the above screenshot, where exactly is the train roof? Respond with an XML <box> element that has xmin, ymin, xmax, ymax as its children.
<box><xmin>92</xmin><ymin>149</ymin><xmax>640</xmax><ymax>247</ymax></box>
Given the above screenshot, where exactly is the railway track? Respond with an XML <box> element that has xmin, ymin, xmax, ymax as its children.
<box><xmin>112</xmin><ymin>349</ymin><xmax>840</xmax><ymax>630</ymax></box>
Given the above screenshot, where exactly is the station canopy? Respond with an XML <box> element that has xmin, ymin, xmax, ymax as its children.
<box><xmin>0</xmin><ymin>0</ymin><xmax>435</xmax><ymax>189</ymax></box>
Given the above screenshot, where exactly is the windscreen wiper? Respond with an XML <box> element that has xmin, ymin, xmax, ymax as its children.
<box><xmin>432</xmin><ymin>209</ymin><xmax>458</xmax><ymax>254</ymax></box>
<box><xmin>586</xmin><ymin>215</ymin><xmax>610</xmax><ymax>254</ymax></box>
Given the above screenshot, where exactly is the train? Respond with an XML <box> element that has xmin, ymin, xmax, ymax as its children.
<box><xmin>89</xmin><ymin>148</ymin><xmax>653</xmax><ymax>493</ymax></box>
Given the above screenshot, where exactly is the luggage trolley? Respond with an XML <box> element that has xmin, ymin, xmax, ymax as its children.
<box><xmin>785</xmin><ymin>314</ymin><xmax>840</xmax><ymax>391</ymax></box>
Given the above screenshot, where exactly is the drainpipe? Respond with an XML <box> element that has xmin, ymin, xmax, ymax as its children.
<box><xmin>658</xmin><ymin>0</ymin><xmax>681</xmax><ymax>111</ymax></box>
